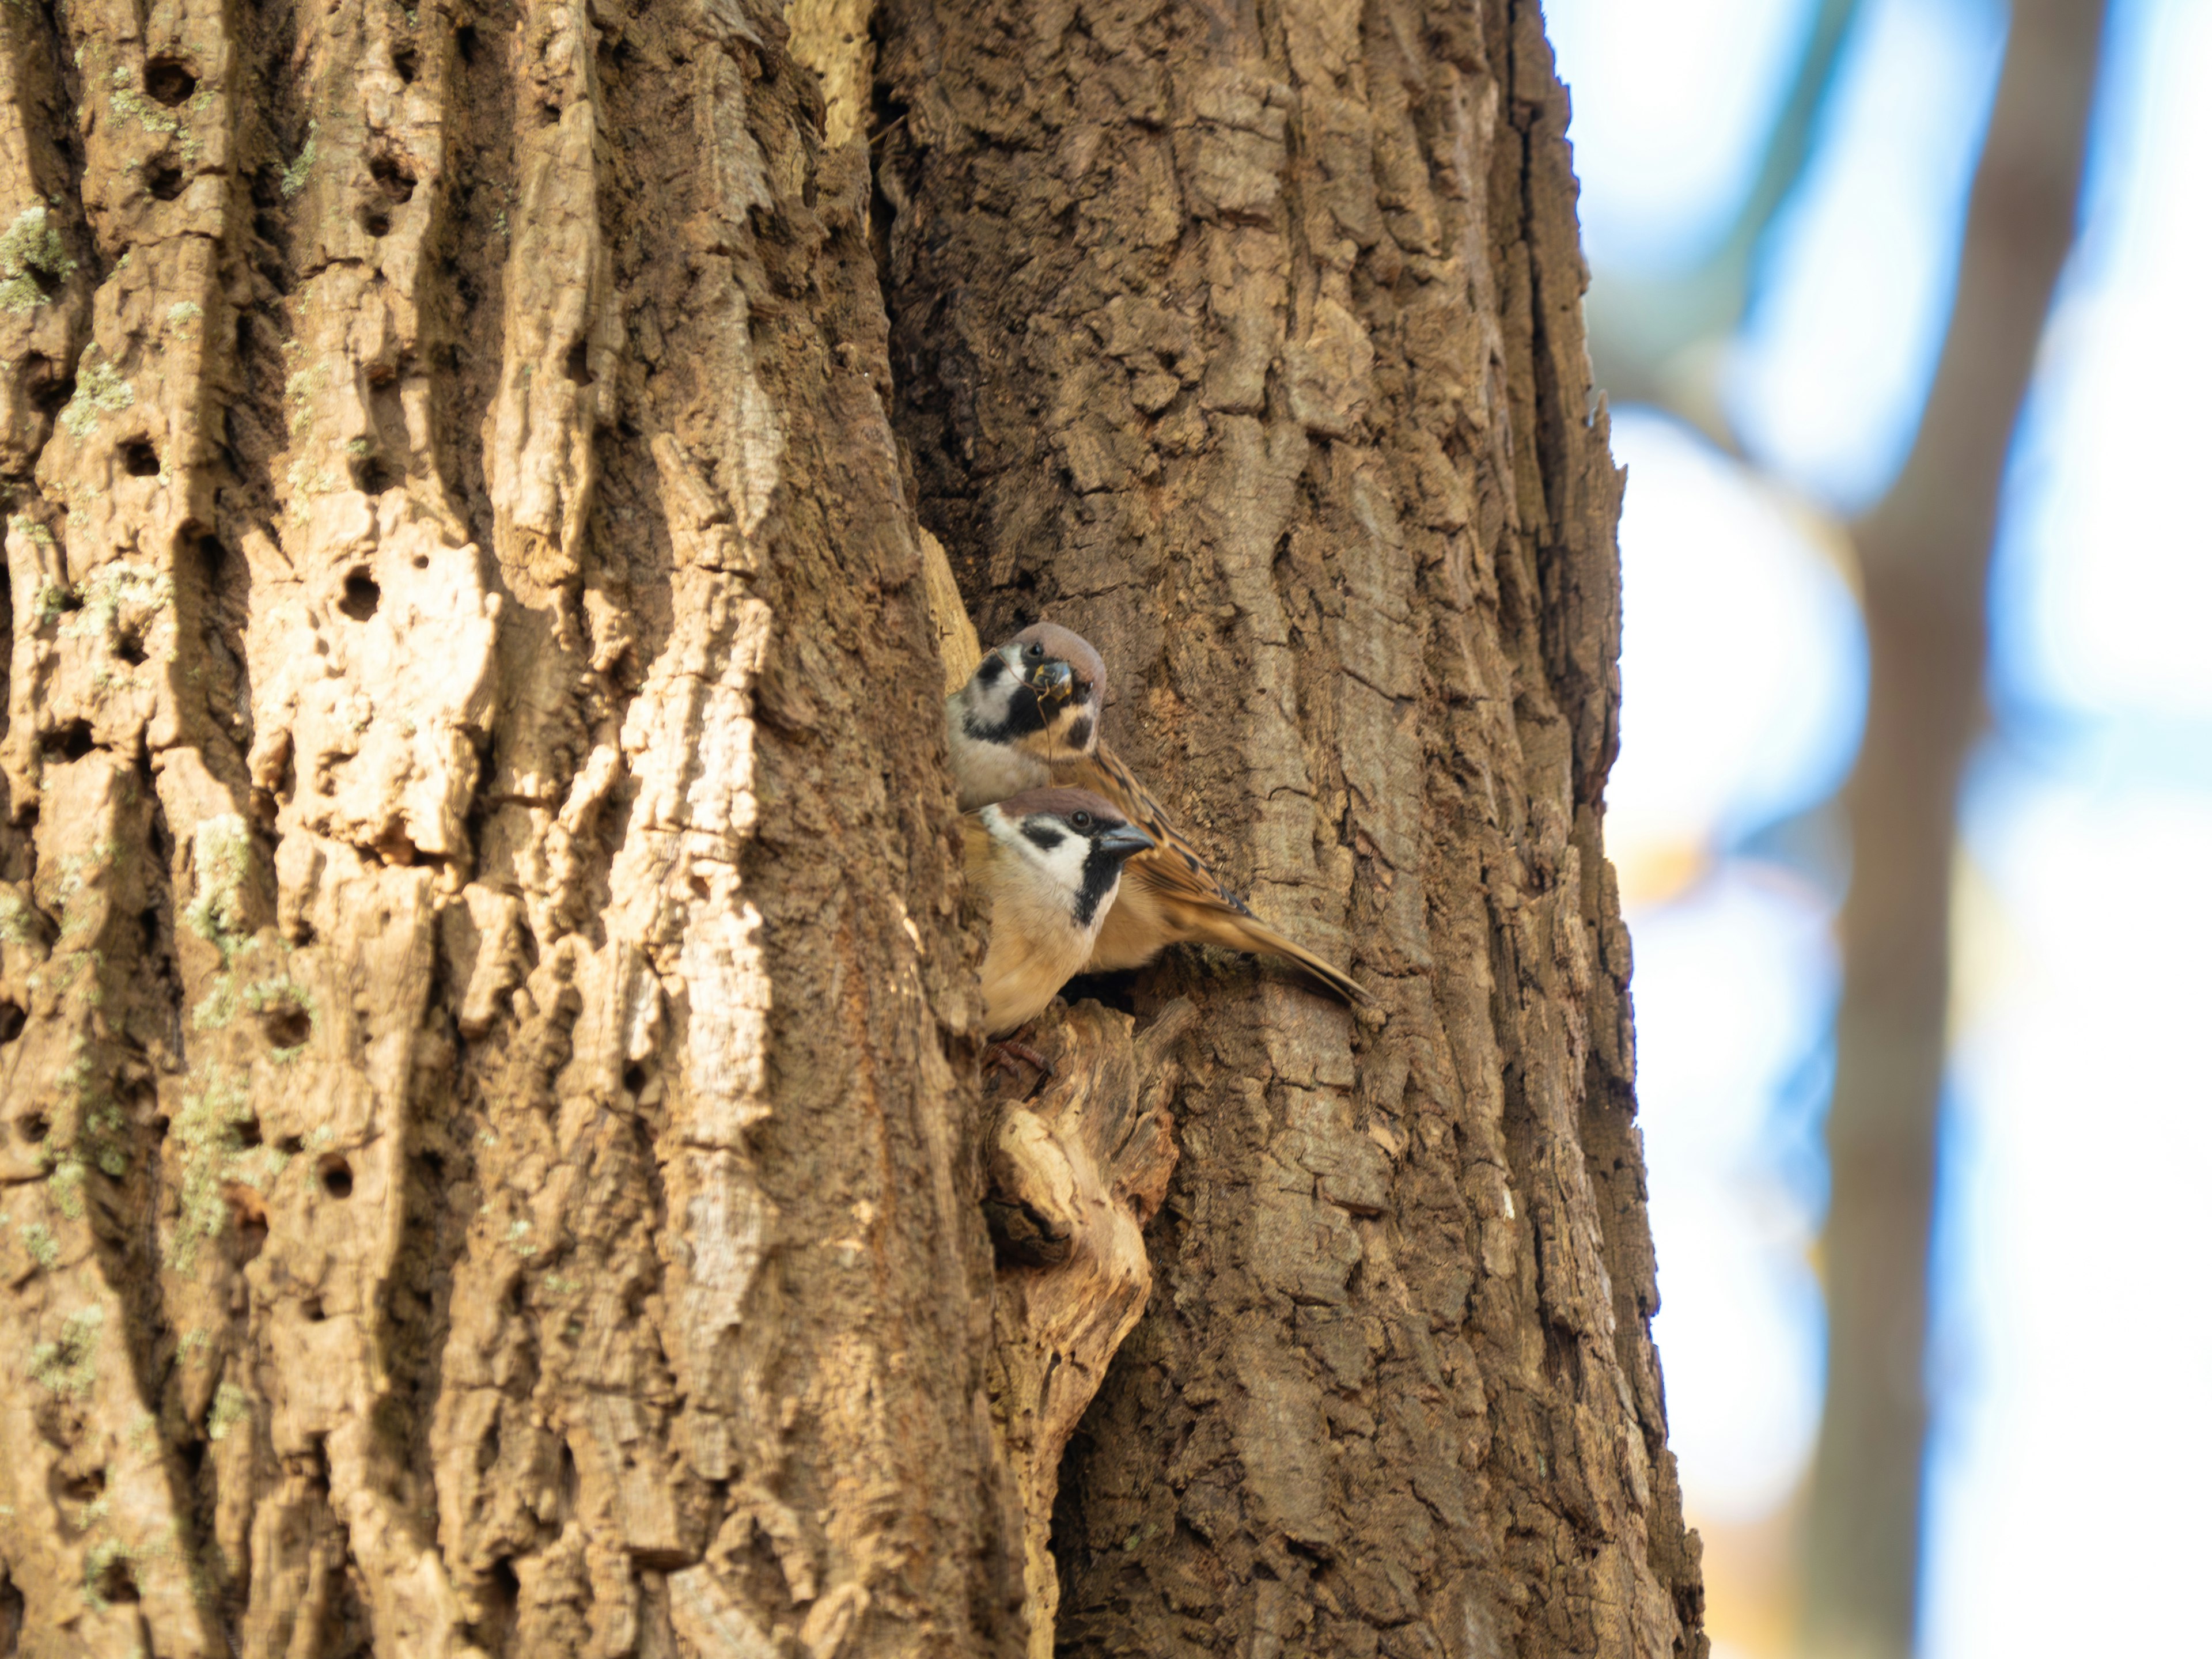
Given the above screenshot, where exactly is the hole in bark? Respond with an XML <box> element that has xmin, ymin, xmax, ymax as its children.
<box><xmin>178</xmin><ymin>1437</ymin><xmax>204</xmax><ymax>1481</ymax></box>
<box><xmin>116</xmin><ymin>626</ymin><xmax>146</xmax><ymax>665</ymax></box>
<box><xmin>302</xmin><ymin>1297</ymin><xmax>326</xmax><ymax>1322</ymax></box>
<box><xmin>358</xmin><ymin>203</ymin><xmax>392</xmax><ymax>238</ymax></box>
<box><xmin>42</xmin><ymin>721</ymin><xmax>94</xmax><ymax>762</ymax></box>
<box><xmin>319</xmin><ymin>1155</ymin><xmax>354</xmax><ymax>1198</ymax></box>
<box><xmin>235</xmin><ymin>1115</ymin><xmax>263</xmax><ymax>1149</ymax></box>
<box><xmin>120</xmin><ymin>438</ymin><xmax>161</xmax><ymax>476</ymax></box>
<box><xmin>146</xmin><ymin>158</ymin><xmax>185</xmax><ymax>201</ymax></box>
<box><xmin>393</xmin><ymin>45</ymin><xmax>419</xmax><ymax>83</ymax></box>
<box><xmin>277</xmin><ymin>1135</ymin><xmax>304</xmax><ymax>1156</ymax></box>
<box><xmin>14</xmin><ymin>1109</ymin><xmax>44</xmax><ymax>1139</ymax></box>
<box><xmin>0</xmin><ymin>1009</ymin><xmax>25</xmax><ymax>1050</ymax></box>
<box><xmin>339</xmin><ymin>570</ymin><xmax>380</xmax><ymax>621</ymax></box>
<box><xmin>562</xmin><ymin>339</ymin><xmax>593</xmax><ymax>385</ymax></box>
<box><xmin>25</xmin><ymin>357</ymin><xmax>72</xmax><ymax>415</ymax></box>
<box><xmin>229</xmin><ymin>1187</ymin><xmax>268</xmax><ymax>1262</ymax></box>
<box><xmin>456</xmin><ymin>24</ymin><xmax>480</xmax><ymax>62</ymax></box>
<box><xmin>488</xmin><ymin>1558</ymin><xmax>520</xmax><ymax>1620</ymax></box>
<box><xmin>93</xmin><ymin>1553</ymin><xmax>139</xmax><ymax>1604</ymax></box>
<box><xmin>260</xmin><ymin>1002</ymin><xmax>311</xmax><ymax>1048</ymax></box>
<box><xmin>369</xmin><ymin>153</ymin><xmax>416</xmax><ymax>203</ymax></box>
<box><xmin>0</xmin><ymin>1576</ymin><xmax>18</xmax><ymax>1652</ymax></box>
<box><xmin>144</xmin><ymin>58</ymin><xmax>197</xmax><ymax>106</ymax></box>
<box><xmin>353</xmin><ymin>453</ymin><xmax>394</xmax><ymax>495</ymax></box>
<box><xmin>54</xmin><ymin>1467</ymin><xmax>106</xmax><ymax>1505</ymax></box>
<box><xmin>622</xmin><ymin>1063</ymin><xmax>646</xmax><ymax>1094</ymax></box>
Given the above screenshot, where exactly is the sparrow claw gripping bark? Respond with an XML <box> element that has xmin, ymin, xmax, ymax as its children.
<box><xmin>948</xmin><ymin>623</ymin><xmax>1366</xmax><ymax>1003</ymax></box>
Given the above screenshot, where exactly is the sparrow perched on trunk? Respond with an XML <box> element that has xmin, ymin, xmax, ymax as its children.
<box><xmin>966</xmin><ymin>787</ymin><xmax>1156</xmax><ymax>1035</ymax></box>
<box><xmin>948</xmin><ymin>624</ymin><xmax>1365</xmax><ymax>1002</ymax></box>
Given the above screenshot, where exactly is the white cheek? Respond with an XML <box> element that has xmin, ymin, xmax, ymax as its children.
<box><xmin>1039</xmin><ymin>835</ymin><xmax>1092</xmax><ymax>895</ymax></box>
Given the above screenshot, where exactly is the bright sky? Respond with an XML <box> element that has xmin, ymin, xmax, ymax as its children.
<box><xmin>1549</xmin><ymin>0</ymin><xmax>2212</xmax><ymax>1652</ymax></box>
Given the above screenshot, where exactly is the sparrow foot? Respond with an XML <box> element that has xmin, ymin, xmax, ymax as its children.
<box><xmin>984</xmin><ymin>1038</ymin><xmax>1055</xmax><ymax>1083</ymax></box>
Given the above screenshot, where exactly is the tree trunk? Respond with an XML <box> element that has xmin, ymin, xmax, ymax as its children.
<box><xmin>1805</xmin><ymin>2</ymin><xmax>2106</xmax><ymax>1654</ymax></box>
<box><xmin>0</xmin><ymin>0</ymin><xmax>1021</xmax><ymax>1652</ymax></box>
<box><xmin>874</xmin><ymin>1</ymin><xmax>1700</xmax><ymax>1654</ymax></box>
<box><xmin>0</xmin><ymin>0</ymin><xmax>1696</xmax><ymax>1654</ymax></box>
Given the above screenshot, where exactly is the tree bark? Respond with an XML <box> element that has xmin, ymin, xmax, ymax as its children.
<box><xmin>1805</xmin><ymin>2</ymin><xmax>2106</xmax><ymax>1654</ymax></box>
<box><xmin>0</xmin><ymin>0</ymin><xmax>1696</xmax><ymax>1653</ymax></box>
<box><xmin>875</xmin><ymin>1</ymin><xmax>1700</xmax><ymax>1654</ymax></box>
<box><xmin>0</xmin><ymin>0</ymin><xmax>1022</xmax><ymax>1652</ymax></box>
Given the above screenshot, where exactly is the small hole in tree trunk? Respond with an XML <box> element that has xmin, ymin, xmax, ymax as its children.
<box><xmin>358</xmin><ymin>203</ymin><xmax>392</xmax><ymax>237</ymax></box>
<box><xmin>393</xmin><ymin>46</ymin><xmax>419</xmax><ymax>82</ymax></box>
<box><xmin>260</xmin><ymin>1002</ymin><xmax>312</xmax><ymax>1048</ymax></box>
<box><xmin>339</xmin><ymin>570</ymin><xmax>380</xmax><ymax>621</ymax></box>
<box><xmin>369</xmin><ymin>153</ymin><xmax>417</xmax><ymax>203</ymax></box>
<box><xmin>147</xmin><ymin>158</ymin><xmax>185</xmax><ymax>200</ymax></box>
<box><xmin>120</xmin><ymin>438</ymin><xmax>161</xmax><ymax>476</ymax></box>
<box><xmin>93</xmin><ymin>1554</ymin><xmax>139</xmax><ymax>1604</ymax></box>
<box><xmin>319</xmin><ymin>1156</ymin><xmax>354</xmax><ymax>1199</ymax></box>
<box><xmin>622</xmin><ymin>1063</ymin><xmax>647</xmax><ymax>1094</ymax></box>
<box><xmin>0</xmin><ymin>1007</ymin><xmax>25</xmax><ymax>1050</ymax></box>
<box><xmin>144</xmin><ymin>58</ymin><xmax>197</xmax><ymax>105</ymax></box>
<box><xmin>25</xmin><ymin>357</ymin><xmax>72</xmax><ymax>415</ymax></box>
<box><xmin>41</xmin><ymin>721</ymin><xmax>94</xmax><ymax>761</ymax></box>
<box><xmin>116</xmin><ymin>627</ymin><xmax>146</xmax><ymax>665</ymax></box>
<box><xmin>563</xmin><ymin>340</ymin><xmax>594</xmax><ymax>384</ymax></box>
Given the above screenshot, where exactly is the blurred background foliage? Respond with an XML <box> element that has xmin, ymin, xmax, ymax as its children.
<box><xmin>1543</xmin><ymin>0</ymin><xmax>2211</xmax><ymax>1654</ymax></box>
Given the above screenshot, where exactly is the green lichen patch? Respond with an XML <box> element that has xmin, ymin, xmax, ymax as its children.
<box><xmin>206</xmin><ymin>1381</ymin><xmax>248</xmax><ymax>1442</ymax></box>
<box><xmin>280</xmin><ymin>120</ymin><xmax>319</xmax><ymax>198</ymax></box>
<box><xmin>166</xmin><ymin>300</ymin><xmax>202</xmax><ymax>334</ymax></box>
<box><xmin>0</xmin><ymin>204</ymin><xmax>74</xmax><ymax>313</ymax></box>
<box><xmin>31</xmin><ymin>1305</ymin><xmax>103</xmax><ymax>1397</ymax></box>
<box><xmin>58</xmin><ymin>348</ymin><xmax>134</xmax><ymax>440</ymax></box>
<box><xmin>60</xmin><ymin>560</ymin><xmax>172</xmax><ymax>647</ymax></box>
<box><xmin>20</xmin><ymin>1221</ymin><xmax>59</xmax><ymax>1270</ymax></box>
<box><xmin>169</xmin><ymin>1066</ymin><xmax>258</xmax><ymax>1272</ymax></box>
<box><xmin>182</xmin><ymin>815</ymin><xmax>254</xmax><ymax>960</ymax></box>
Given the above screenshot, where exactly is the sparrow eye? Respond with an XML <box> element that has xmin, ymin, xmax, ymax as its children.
<box><xmin>1071</xmin><ymin>810</ymin><xmax>1093</xmax><ymax>829</ymax></box>
<box><xmin>1024</xmin><ymin>642</ymin><xmax>1046</xmax><ymax>660</ymax></box>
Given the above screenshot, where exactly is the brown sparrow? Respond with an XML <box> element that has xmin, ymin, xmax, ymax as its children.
<box><xmin>948</xmin><ymin>625</ymin><xmax>1363</xmax><ymax>1002</ymax></box>
<box><xmin>965</xmin><ymin>787</ymin><xmax>1155</xmax><ymax>1035</ymax></box>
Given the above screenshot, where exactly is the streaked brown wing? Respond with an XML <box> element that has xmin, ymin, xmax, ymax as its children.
<box><xmin>1056</xmin><ymin>746</ymin><xmax>1363</xmax><ymax>1001</ymax></box>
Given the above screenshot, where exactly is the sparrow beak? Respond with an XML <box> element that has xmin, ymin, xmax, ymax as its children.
<box><xmin>1025</xmin><ymin>658</ymin><xmax>1074</xmax><ymax>701</ymax></box>
<box><xmin>1098</xmin><ymin>824</ymin><xmax>1154</xmax><ymax>859</ymax></box>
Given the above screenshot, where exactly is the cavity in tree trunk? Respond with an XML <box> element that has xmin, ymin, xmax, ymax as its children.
<box><xmin>0</xmin><ymin>0</ymin><xmax>1697</xmax><ymax>1654</ymax></box>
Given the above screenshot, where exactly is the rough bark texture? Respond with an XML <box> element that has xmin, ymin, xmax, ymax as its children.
<box><xmin>981</xmin><ymin>997</ymin><xmax>1191</xmax><ymax>1659</ymax></box>
<box><xmin>1807</xmin><ymin>1</ymin><xmax>2105</xmax><ymax>1653</ymax></box>
<box><xmin>0</xmin><ymin>0</ymin><xmax>1024</xmax><ymax>1652</ymax></box>
<box><xmin>876</xmin><ymin>1</ymin><xmax>1701</xmax><ymax>1654</ymax></box>
<box><xmin>0</xmin><ymin>0</ymin><xmax>1694</xmax><ymax>1651</ymax></box>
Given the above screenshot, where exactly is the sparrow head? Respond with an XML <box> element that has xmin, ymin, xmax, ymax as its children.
<box><xmin>979</xmin><ymin>786</ymin><xmax>1153</xmax><ymax>929</ymax></box>
<box><xmin>956</xmin><ymin>623</ymin><xmax>1107</xmax><ymax>765</ymax></box>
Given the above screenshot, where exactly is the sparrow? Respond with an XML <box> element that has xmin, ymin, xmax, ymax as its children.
<box><xmin>947</xmin><ymin>625</ymin><xmax>1365</xmax><ymax>1002</ymax></box>
<box><xmin>966</xmin><ymin>787</ymin><xmax>1156</xmax><ymax>1035</ymax></box>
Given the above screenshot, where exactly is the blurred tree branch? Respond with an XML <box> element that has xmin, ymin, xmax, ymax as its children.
<box><xmin>1584</xmin><ymin>0</ymin><xmax>1863</xmax><ymax>437</ymax></box>
<box><xmin>1805</xmin><ymin>3</ymin><xmax>2109</xmax><ymax>1656</ymax></box>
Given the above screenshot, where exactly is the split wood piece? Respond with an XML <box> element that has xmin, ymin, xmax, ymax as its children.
<box><xmin>983</xmin><ymin>997</ymin><xmax>1195</xmax><ymax>1659</ymax></box>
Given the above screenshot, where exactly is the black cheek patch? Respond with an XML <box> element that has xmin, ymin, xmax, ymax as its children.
<box><xmin>977</xmin><ymin>656</ymin><xmax>1007</xmax><ymax>683</ymax></box>
<box><xmin>1064</xmin><ymin>715</ymin><xmax>1093</xmax><ymax>752</ymax></box>
<box><xmin>1022</xmin><ymin>824</ymin><xmax>1068</xmax><ymax>854</ymax></box>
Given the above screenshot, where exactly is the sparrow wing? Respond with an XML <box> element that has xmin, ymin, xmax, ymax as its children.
<box><xmin>1058</xmin><ymin>745</ymin><xmax>1366</xmax><ymax>1002</ymax></box>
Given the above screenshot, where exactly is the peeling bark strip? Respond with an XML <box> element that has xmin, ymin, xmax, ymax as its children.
<box><xmin>1</xmin><ymin>0</ymin><xmax>1021</xmax><ymax>1652</ymax></box>
<box><xmin>877</xmin><ymin>0</ymin><xmax>1702</xmax><ymax>1652</ymax></box>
